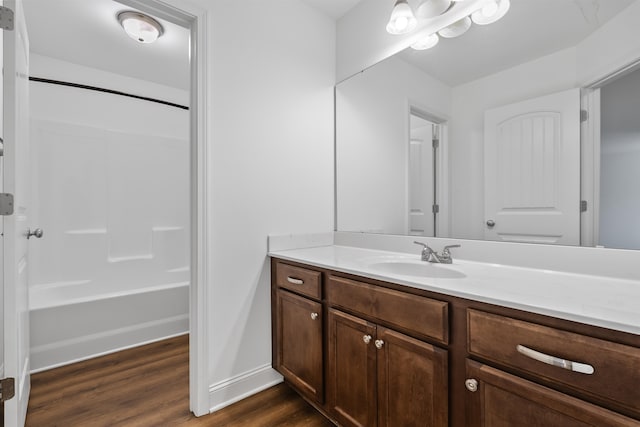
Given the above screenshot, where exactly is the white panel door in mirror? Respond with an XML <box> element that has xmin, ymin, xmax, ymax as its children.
<box><xmin>484</xmin><ymin>88</ymin><xmax>580</xmax><ymax>245</ymax></box>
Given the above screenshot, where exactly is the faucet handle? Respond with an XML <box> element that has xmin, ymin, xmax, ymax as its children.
<box><xmin>443</xmin><ymin>244</ymin><xmax>461</xmax><ymax>254</ymax></box>
<box><xmin>440</xmin><ymin>244</ymin><xmax>460</xmax><ymax>263</ymax></box>
<box><xmin>413</xmin><ymin>241</ymin><xmax>429</xmax><ymax>248</ymax></box>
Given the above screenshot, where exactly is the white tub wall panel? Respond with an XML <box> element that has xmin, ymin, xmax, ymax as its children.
<box><xmin>30</xmin><ymin>121</ymin><xmax>189</xmax><ymax>293</ymax></box>
<box><xmin>152</xmin><ymin>227</ymin><xmax>190</xmax><ymax>273</ymax></box>
<box><xmin>30</xmin><ymin>284</ymin><xmax>189</xmax><ymax>372</ymax></box>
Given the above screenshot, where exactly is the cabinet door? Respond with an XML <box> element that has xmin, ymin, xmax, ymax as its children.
<box><xmin>377</xmin><ymin>327</ymin><xmax>448</xmax><ymax>427</ymax></box>
<box><xmin>465</xmin><ymin>360</ymin><xmax>640</xmax><ymax>427</ymax></box>
<box><xmin>276</xmin><ymin>290</ymin><xmax>323</xmax><ymax>402</ymax></box>
<box><xmin>327</xmin><ymin>308</ymin><xmax>377</xmax><ymax>427</ymax></box>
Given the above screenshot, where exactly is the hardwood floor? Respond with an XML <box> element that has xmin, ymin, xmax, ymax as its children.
<box><xmin>26</xmin><ymin>335</ymin><xmax>333</xmax><ymax>426</ymax></box>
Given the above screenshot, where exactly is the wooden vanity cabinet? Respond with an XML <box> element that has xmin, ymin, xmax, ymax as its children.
<box><xmin>464</xmin><ymin>310</ymin><xmax>640</xmax><ymax>426</ymax></box>
<box><xmin>271</xmin><ymin>257</ymin><xmax>640</xmax><ymax>426</ymax></box>
<box><xmin>273</xmin><ymin>262</ymin><xmax>324</xmax><ymax>403</ymax></box>
<box><xmin>465</xmin><ymin>360</ymin><xmax>639</xmax><ymax>427</ymax></box>
<box><xmin>326</xmin><ymin>277</ymin><xmax>449</xmax><ymax>427</ymax></box>
<box><xmin>327</xmin><ymin>309</ymin><xmax>448</xmax><ymax>427</ymax></box>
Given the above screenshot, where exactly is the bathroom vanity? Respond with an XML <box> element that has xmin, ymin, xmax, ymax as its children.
<box><xmin>270</xmin><ymin>244</ymin><xmax>640</xmax><ymax>427</ymax></box>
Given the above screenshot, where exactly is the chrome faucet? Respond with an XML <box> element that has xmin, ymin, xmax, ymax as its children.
<box><xmin>414</xmin><ymin>241</ymin><xmax>461</xmax><ymax>264</ymax></box>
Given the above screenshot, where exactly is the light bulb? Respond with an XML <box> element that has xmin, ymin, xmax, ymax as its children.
<box><xmin>471</xmin><ymin>0</ymin><xmax>510</xmax><ymax>25</ymax></box>
<box><xmin>386</xmin><ymin>0</ymin><xmax>417</xmax><ymax>35</ymax></box>
<box><xmin>416</xmin><ymin>0</ymin><xmax>451</xmax><ymax>19</ymax></box>
<box><xmin>438</xmin><ymin>16</ymin><xmax>471</xmax><ymax>38</ymax></box>
<box><xmin>481</xmin><ymin>1</ymin><xmax>499</xmax><ymax>17</ymax></box>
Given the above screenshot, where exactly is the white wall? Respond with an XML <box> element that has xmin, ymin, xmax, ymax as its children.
<box><xmin>599</xmin><ymin>68</ymin><xmax>640</xmax><ymax>249</ymax></box>
<box><xmin>198</xmin><ymin>0</ymin><xmax>336</xmax><ymax>410</ymax></box>
<box><xmin>336</xmin><ymin>55</ymin><xmax>450</xmax><ymax>234</ymax></box>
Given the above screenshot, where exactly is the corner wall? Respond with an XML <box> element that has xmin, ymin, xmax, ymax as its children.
<box><xmin>201</xmin><ymin>0</ymin><xmax>336</xmax><ymax>411</ymax></box>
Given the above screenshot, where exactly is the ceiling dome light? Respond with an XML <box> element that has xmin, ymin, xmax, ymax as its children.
<box><xmin>117</xmin><ymin>11</ymin><xmax>164</xmax><ymax>44</ymax></box>
<box><xmin>411</xmin><ymin>33</ymin><xmax>439</xmax><ymax>50</ymax></box>
<box><xmin>471</xmin><ymin>0</ymin><xmax>510</xmax><ymax>25</ymax></box>
<box><xmin>438</xmin><ymin>16</ymin><xmax>471</xmax><ymax>38</ymax></box>
<box><xmin>416</xmin><ymin>0</ymin><xmax>451</xmax><ymax>19</ymax></box>
<box><xmin>386</xmin><ymin>0</ymin><xmax>418</xmax><ymax>35</ymax></box>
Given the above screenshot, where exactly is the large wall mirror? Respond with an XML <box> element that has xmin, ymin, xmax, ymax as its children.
<box><xmin>336</xmin><ymin>0</ymin><xmax>640</xmax><ymax>250</ymax></box>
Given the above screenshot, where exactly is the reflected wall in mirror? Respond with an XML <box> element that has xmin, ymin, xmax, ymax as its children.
<box><xmin>336</xmin><ymin>0</ymin><xmax>640</xmax><ymax>250</ymax></box>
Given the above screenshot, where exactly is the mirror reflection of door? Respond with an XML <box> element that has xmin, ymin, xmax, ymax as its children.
<box><xmin>484</xmin><ymin>88</ymin><xmax>581</xmax><ymax>245</ymax></box>
<box><xmin>408</xmin><ymin>113</ymin><xmax>437</xmax><ymax>236</ymax></box>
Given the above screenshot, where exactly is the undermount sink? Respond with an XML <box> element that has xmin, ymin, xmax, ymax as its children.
<box><xmin>368</xmin><ymin>259</ymin><xmax>466</xmax><ymax>279</ymax></box>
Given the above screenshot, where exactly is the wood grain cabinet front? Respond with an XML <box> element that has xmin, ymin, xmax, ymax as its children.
<box><xmin>275</xmin><ymin>289</ymin><xmax>324</xmax><ymax>403</ymax></box>
<box><xmin>464</xmin><ymin>360</ymin><xmax>640</xmax><ymax>427</ymax></box>
<box><xmin>327</xmin><ymin>308</ymin><xmax>448</xmax><ymax>427</ymax></box>
<box><xmin>271</xmin><ymin>257</ymin><xmax>640</xmax><ymax>426</ymax></box>
<box><xmin>468</xmin><ymin>309</ymin><xmax>640</xmax><ymax>418</ymax></box>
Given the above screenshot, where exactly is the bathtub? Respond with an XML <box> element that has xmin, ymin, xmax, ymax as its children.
<box><xmin>29</xmin><ymin>279</ymin><xmax>189</xmax><ymax>373</ymax></box>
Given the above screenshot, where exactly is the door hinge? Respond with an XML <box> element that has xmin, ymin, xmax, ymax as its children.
<box><xmin>580</xmin><ymin>200</ymin><xmax>588</xmax><ymax>212</ymax></box>
<box><xmin>0</xmin><ymin>377</ymin><xmax>15</xmax><ymax>403</ymax></box>
<box><xmin>0</xmin><ymin>193</ymin><xmax>14</xmax><ymax>215</ymax></box>
<box><xmin>580</xmin><ymin>109</ymin><xmax>588</xmax><ymax>122</ymax></box>
<box><xmin>0</xmin><ymin>6</ymin><xmax>14</xmax><ymax>31</ymax></box>
<box><xmin>432</xmin><ymin>139</ymin><xmax>439</xmax><ymax>149</ymax></box>
<box><xmin>432</xmin><ymin>204</ymin><xmax>440</xmax><ymax>214</ymax></box>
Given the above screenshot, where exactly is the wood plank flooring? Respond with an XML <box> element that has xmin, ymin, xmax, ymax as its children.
<box><xmin>25</xmin><ymin>335</ymin><xmax>333</xmax><ymax>426</ymax></box>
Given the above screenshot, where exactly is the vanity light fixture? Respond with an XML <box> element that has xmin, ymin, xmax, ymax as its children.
<box><xmin>416</xmin><ymin>0</ymin><xmax>451</xmax><ymax>19</ymax></box>
<box><xmin>386</xmin><ymin>0</ymin><xmax>418</xmax><ymax>35</ymax></box>
<box><xmin>471</xmin><ymin>0</ymin><xmax>510</xmax><ymax>25</ymax></box>
<box><xmin>411</xmin><ymin>33</ymin><xmax>440</xmax><ymax>50</ymax></box>
<box><xmin>117</xmin><ymin>11</ymin><xmax>164</xmax><ymax>44</ymax></box>
<box><xmin>438</xmin><ymin>16</ymin><xmax>472</xmax><ymax>38</ymax></box>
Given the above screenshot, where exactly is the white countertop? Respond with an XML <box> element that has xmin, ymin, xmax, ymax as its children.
<box><xmin>269</xmin><ymin>245</ymin><xmax>640</xmax><ymax>336</ymax></box>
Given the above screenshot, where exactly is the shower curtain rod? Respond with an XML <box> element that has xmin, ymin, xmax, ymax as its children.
<box><xmin>29</xmin><ymin>76</ymin><xmax>189</xmax><ymax>111</ymax></box>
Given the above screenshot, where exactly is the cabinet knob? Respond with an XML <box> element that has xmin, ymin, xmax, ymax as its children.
<box><xmin>465</xmin><ymin>378</ymin><xmax>478</xmax><ymax>392</ymax></box>
<box><xmin>310</xmin><ymin>312</ymin><xmax>319</xmax><ymax>320</ymax></box>
<box><xmin>374</xmin><ymin>339</ymin><xmax>384</xmax><ymax>350</ymax></box>
<box><xmin>363</xmin><ymin>335</ymin><xmax>372</xmax><ymax>344</ymax></box>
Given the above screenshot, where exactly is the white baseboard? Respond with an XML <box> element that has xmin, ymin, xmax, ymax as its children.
<box><xmin>209</xmin><ymin>364</ymin><xmax>283</xmax><ymax>413</ymax></box>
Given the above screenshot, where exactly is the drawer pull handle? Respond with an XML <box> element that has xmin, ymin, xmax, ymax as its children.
<box><xmin>375</xmin><ymin>339</ymin><xmax>384</xmax><ymax>350</ymax></box>
<box><xmin>286</xmin><ymin>276</ymin><xmax>304</xmax><ymax>285</ymax></box>
<box><xmin>516</xmin><ymin>345</ymin><xmax>595</xmax><ymax>375</ymax></box>
<box><xmin>363</xmin><ymin>335</ymin><xmax>372</xmax><ymax>344</ymax></box>
<box><xmin>310</xmin><ymin>312</ymin><xmax>319</xmax><ymax>320</ymax></box>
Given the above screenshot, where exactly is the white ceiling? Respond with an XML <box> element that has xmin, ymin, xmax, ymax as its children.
<box><xmin>23</xmin><ymin>0</ymin><xmax>190</xmax><ymax>90</ymax></box>
<box><xmin>21</xmin><ymin>0</ymin><xmax>636</xmax><ymax>91</ymax></box>
<box><xmin>399</xmin><ymin>0</ymin><xmax>636</xmax><ymax>86</ymax></box>
<box><xmin>300</xmin><ymin>0</ymin><xmax>363</xmax><ymax>19</ymax></box>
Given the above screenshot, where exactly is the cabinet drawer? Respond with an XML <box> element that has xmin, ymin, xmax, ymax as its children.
<box><xmin>275</xmin><ymin>262</ymin><xmax>321</xmax><ymax>300</ymax></box>
<box><xmin>327</xmin><ymin>275</ymin><xmax>448</xmax><ymax>344</ymax></box>
<box><xmin>468</xmin><ymin>309</ymin><xmax>640</xmax><ymax>416</ymax></box>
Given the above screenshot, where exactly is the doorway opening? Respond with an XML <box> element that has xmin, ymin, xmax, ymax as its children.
<box><xmin>1</xmin><ymin>0</ymin><xmax>210</xmax><ymax>424</ymax></box>
<box><xmin>581</xmin><ymin>60</ymin><xmax>640</xmax><ymax>250</ymax></box>
<box><xmin>407</xmin><ymin>106</ymin><xmax>449</xmax><ymax>238</ymax></box>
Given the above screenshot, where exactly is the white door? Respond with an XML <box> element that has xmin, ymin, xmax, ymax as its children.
<box><xmin>3</xmin><ymin>0</ymin><xmax>31</xmax><ymax>425</ymax></box>
<box><xmin>408</xmin><ymin>115</ymin><xmax>435</xmax><ymax>236</ymax></box>
<box><xmin>484</xmin><ymin>88</ymin><xmax>580</xmax><ymax>245</ymax></box>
